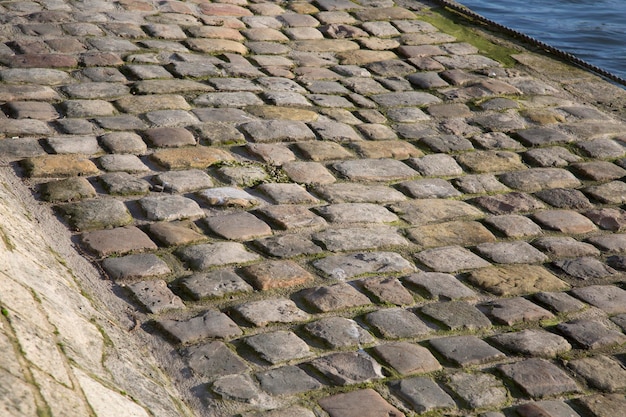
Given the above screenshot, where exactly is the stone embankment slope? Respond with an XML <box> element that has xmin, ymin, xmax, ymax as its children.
<box><xmin>1</xmin><ymin>0</ymin><xmax>626</xmax><ymax>416</ymax></box>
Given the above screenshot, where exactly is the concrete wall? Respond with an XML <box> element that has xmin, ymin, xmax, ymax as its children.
<box><xmin>0</xmin><ymin>166</ymin><xmax>193</xmax><ymax>417</ymax></box>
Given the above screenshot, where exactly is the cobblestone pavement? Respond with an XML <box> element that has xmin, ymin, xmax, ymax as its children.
<box><xmin>2</xmin><ymin>0</ymin><xmax>626</xmax><ymax>416</ymax></box>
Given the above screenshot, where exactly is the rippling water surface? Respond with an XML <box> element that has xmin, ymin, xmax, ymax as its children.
<box><xmin>455</xmin><ymin>0</ymin><xmax>626</xmax><ymax>80</ymax></box>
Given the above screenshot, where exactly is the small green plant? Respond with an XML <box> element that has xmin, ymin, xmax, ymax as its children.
<box><xmin>1</xmin><ymin>307</ymin><xmax>9</xmax><ymax>317</ymax></box>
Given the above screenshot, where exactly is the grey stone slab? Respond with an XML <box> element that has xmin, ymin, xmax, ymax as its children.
<box><xmin>99</xmin><ymin>172</ymin><xmax>150</xmax><ymax>196</ymax></box>
<box><xmin>372</xmin><ymin>342</ymin><xmax>441</xmax><ymax>376</ymax></box>
<box><xmin>253</xmin><ymin>234</ymin><xmax>323</xmax><ymax>258</ymax></box>
<box><xmin>0</xmin><ymin>137</ymin><xmax>46</xmax><ymax>160</ymax></box>
<box><xmin>333</xmin><ymin>158</ymin><xmax>418</xmax><ymax>181</ymax></box>
<box><xmin>570</xmin><ymin>285</ymin><xmax>626</xmax><ymax>314</ymax></box>
<box><xmin>403</xmin><ymin>272</ymin><xmax>477</xmax><ymax>301</ymax></box>
<box><xmin>557</xmin><ymin>319</ymin><xmax>626</xmax><ymax>350</ymax></box>
<box><xmin>257</xmin><ymin>205</ymin><xmax>326</xmax><ymax>231</ymax></box>
<box><xmin>475</xmin><ymin>241</ymin><xmax>548</xmax><ymax>264</ymax></box>
<box><xmin>533</xmin><ymin>210</ymin><xmax>597</xmax><ymax>234</ymax></box>
<box><xmin>447</xmin><ymin>372</ymin><xmax>508</xmax><ymax>409</ymax></box>
<box><xmin>58</xmin><ymin>199</ymin><xmax>132</xmax><ymax>231</ymax></box>
<box><xmin>533</xmin><ymin>291</ymin><xmax>586</xmax><ymax>314</ymax></box>
<box><xmin>191</xmin><ymin>122</ymin><xmax>246</xmax><ymax>146</ymax></box>
<box><xmin>523</xmin><ymin>146</ymin><xmax>582</xmax><ymax>167</ymax></box>
<box><xmin>233</xmin><ymin>298</ymin><xmax>310</xmax><ymax>327</ymax></box>
<box><xmin>515</xmin><ymin>127</ymin><xmax>574</xmax><ymax>146</ymax></box>
<box><xmin>516</xmin><ymin>400</ymin><xmax>582</xmax><ymax>417</ymax></box>
<box><xmin>310</xmin><ymin>351</ymin><xmax>383</xmax><ymax>386</ymax></box>
<box><xmin>256</xmin><ymin>366</ymin><xmax>322</xmax><ymax>396</ymax></box>
<box><xmin>158</xmin><ymin>310</ymin><xmax>242</xmax><ymax>344</ymax></box>
<box><xmin>576</xmin><ymin>393</ymin><xmax>626</xmax><ymax>417</ymax></box>
<box><xmin>240</xmin><ymin>119</ymin><xmax>315</xmax><ymax>143</ymax></box>
<box><xmin>101</xmin><ymin>253</ymin><xmax>171</xmax><ymax>281</ymax></box>
<box><xmin>197</xmin><ymin>187</ymin><xmax>260</xmax><ymax>208</ymax></box>
<box><xmin>499</xmin><ymin>168</ymin><xmax>581</xmax><ymax>192</ymax></box>
<box><xmin>147</xmin><ymin>221</ymin><xmax>206</xmax><ymax>247</ymax></box>
<box><xmin>176</xmin><ymin>242</ymin><xmax>261</xmax><ymax>270</ymax></box>
<box><xmin>99</xmin><ymin>131</ymin><xmax>148</xmax><ymax>155</ymax></box>
<box><xmin>577</xmin><ymin>138</ymin><xmax>626</xmax><ymax>159</ymax></box>
<box><xmin>430</xmin><ymin>335</ymin><xmax>505</xmax><ymax>367</ymax></box>
<box><xmin>484</xmin><ymin>214</ymin><xmax>543</xmax><ymax>238</ymax></box>
<box><xmin>471</xmin><ymin>192</ymin><xmax>545</xmax><ymax>215</ymax></box>
<box><xmin>533</xmin><ymin>237</ymin><xmax>600</xmax><ymax>258</ymax></box>
<box><xmin>245</xmin><ymin>330</ymin><xmax>311</xmax><ymax>364</ymax></box>
<box><xmin>572</xmin><ymin>161</ymin><xmax>626</xmax><ymax>181</ymax></box>
<box><xmin>256</xmin><ymin>183</ymin><xmax>318</xmax><ymax>204</ymax></box>
<box><xmin>390</xmin><ymin>199</ymin><xmax>483</xmax><ymax>225</ymax></box>
<box><xmin>398</xmin><ymin>178</ymin><xmax>461</xmax><ymax>199</ymax></box>
<box><xmin>47</xmin><ymin>134</ymin><xmax>101</xmax><ymax>155</ymax></box>
<box><xmin>365</xmin><ymin>308</ymin><xmax>433</xmax><ymax>339</ymax></box>
<box><xmin>185</xmin><ymin>341</ymin><xmax>249</xmax><ymax>379</ymax></box>
<box><xmin>498</xmin><ymin>358</ymin><xmax>580</xmax><ymax>399</ymax></box>
<box><xmin>490</xmin><ymin>329</ymin><xmax>571</xmax><ymax>358</ymax></box>
<box><xmin>179</xmin><ymin>270</ymin><xmax>253</xmax><ymax>300</ymax></box>
<box><xmin>318</xmin><ymin>388</ymin><xmax>405</xmax><ymax>417</ymax></box>
<box><xmin>127</xmin><ymin>280</ymin><xmax>185</xmax><ymax>314</ymax></box>
<box><xmin>535</xmin><ymin>188</ymin><xmax>593</xmax><ymax>210</ymax></box>
<box><xmin>452</xmin><ymin>174</ymin><xmax>510</xmax><ymax>194</ymax></box>
<box><xmin>194</xmin><ymin>92</ymin><xmax>263</xmax><ymax>108</ymax></box>
<box><xmin>421</xmin><ymin>133</ymin><xmax>475</xmax><ymax>154</ymax></box>
<box><xmin>305</xmin><ymin>317</ymin><xmax>375</xmax><ymax>348</ymax></box>
<box><xmin>584</xmin><ymin>208</ymin><xmax>626</xmax><ymax>231</ymax></box>
<box><xmin>421</xmin><ymin>301</ymin><xmax>491</xmax><ymax>331</ymax></box>
<box><xmin>584</xmin><ymin>180</ymin><xmax>626</xmax><ymax>204</ymax></box>
<box><xmin>415</xmin><ymin>246</ymin><xmax>491</xmax><ymax>273</ymax></box>
<box><xmin>568</xmin><ymin>355</ymin><xmax>626</xmax><ymax>392</ymax></box>
<box><xmin>302</xmin><ymin>282</ymin><xmax>372</xmax><ymax>313</ymax></box>
<box><xmin>211</xmin><ymin>373</ymin><xmax>266</xmax><ymax>403</ymax></box>
<box><xmin>40</xmin><ymin>177</ymin><xmax>96</xmax><ymax>202</ymax></box>
<box><xmin>481</xmin><ymin>297</ymin><xmax>554</xmax><ymax>326</ymax></box>
<box><xmin>393</xmin><ymin>377</ymin><xmax>456</xmax><ymax>413</ymax></box>
<box><xmin>282</xmin><ymin>161</ymin><xmax>336</xmax><ymax>184</ymax></box>
<box><xmin>314</xmin><ymin>183</ymin><xmax>407</xmax><ymax>203</ymax></box>
<box><xmin>98</xmin><ymin>154</ymin><xmax>149</xmax><ymax>173</ymax></box>
<box><xmin>553</xmin><ymin>257</ymin><xmax>618</xmax><ymax>281</ymax></box>
<box><xmin>242</xmin><ymin>406</ymin><xmax>315</xmax><ymax>417</ymax></box>
<box><xmin>312</xmin><ymin>226</ymin><xmax>410</xmax><ymax>252</ymax></box>
<box><xmin>359</xmin><ymin>276</ymin><xmax>414</xmax><ymax>306</ymax></box>
<box><xmin>139</xmin><ymin>195</ymin><xmax>205</xmax><ymax>222</ymax></box>
<box><xmin>205</xmin><ymin>212</ymin><xmax>272</xmax><ymax>241</ymax></box>
<box><xmin>312</xmin><ymin>251</ymin><xmax>415</xmax><ymax>280</ymax></box>
<box><xmin>80</xmin><ymin>225</ymin><xmax>157</xmax><ymax>257</ymax></box>
<box><xmin>371</xmin><ymin>91</ymin><xmax>441</xmax><ymax>107</ymax></box>
<box><xmin>407</xmin><ymin>153</ymin><xmax>463</xmax><ymax>177</ymax></box>
<box><xmin>587</xmin><ymin>234</ymin><xmax>626</xmax><ymax>253</ymax></box>
<box><xmin>154</xmin><ymin>170</ymin><xmax>213</xmax><ymax>193</ymax></box>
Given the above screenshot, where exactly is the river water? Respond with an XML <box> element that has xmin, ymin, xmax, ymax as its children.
<box><xmin>455</xmin><ymin>0</ymin><xmax>626</xmax><ymax>80</ymax></box>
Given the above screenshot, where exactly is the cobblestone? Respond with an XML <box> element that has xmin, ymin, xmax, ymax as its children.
<box><xmin>305</xmin><ymin>316</ymin><xmax>375</xmax><ymax>348</ymax></box>
<box><xmin>448</xmin><ymin>372</ymin><xmax>508</xmax><ymax>409</ymax></box>
<box><xmin>557</xmin><ymin>319</ymin><xmax>626</xmax><ymax>350</ymax></box>
<box><xmin>311</xmin><ymin>351</ymin><xmax>383</xmax><ymax>386</ymax></box>
<box><xmin>3</xmin><ymin>1</ymin><xmax>626</xmax><ymax>415</ymax></box>
<box><xmin>366</xmin><ymin>308</ymin><xmax>432</xmax><ymax>339</ymax></box>
<box><xmin>482</xmin><ymin>297</ymin><xmax>555</xmax><ymax>325</ymax></box>
<box><xmin>499</xmin><ymin>358</ymin><xmax>580</xmax><ymax>399</ymax></box>
<box><xmin>567</xmin><ymin>355</ymin><xmax>626</xmax><ymax>392</ymax></box>
<box><xmin>393</xmin><ymin>376</ymin><xmax>456</xmax><ymax>413</ymax></box>
<box><xmin>318</xmin><ymin>388</ymin><xmax>404</xmax><ymax>417</ymax></box>
<box><xmin>570</xmin><ymin>285</ymin><xmax>626</xmax><ymax>314</ymax></box>
<box><xmin>312</xmin><ymin>251</ymin><xmax>415</xmax><ymax>280</ymax></box>
<box><xmin>158</xmin><ymin>310</ymin><xmax>242</xmax><ymax>344</ymax></box>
